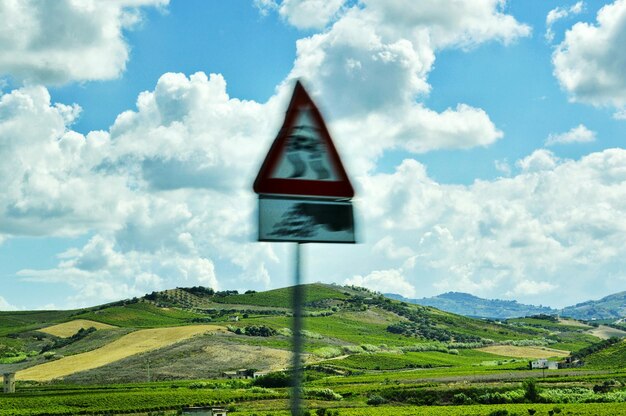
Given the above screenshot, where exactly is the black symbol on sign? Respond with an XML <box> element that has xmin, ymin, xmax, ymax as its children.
<box><xmin>270</xmin><ymin>202</ymin><xmax>354</xmax><ymax>238</ymax></box>
<box><xmin>286</xmin><ymin>126</ymin><xmax>330</xmax><ymax>180</ymax></box>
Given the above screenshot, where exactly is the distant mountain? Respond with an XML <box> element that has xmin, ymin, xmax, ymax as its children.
<box><xmin>386</xmin><ymin>292</ymin><xmax>556</xmax><ymax>319</ymax></box>
<box><xmin>560</xmin><ymin>291</ymin><xmax>626</xmax><ymax>320</ymax></box>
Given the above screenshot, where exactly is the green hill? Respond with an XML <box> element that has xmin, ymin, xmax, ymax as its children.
<box><xmin>0</xmin><ymin>283</ymin><xmax>607</xmax><ymax>383</ymax></box>
<box><xmin>387</xmin><ymin>292</ymin><xmax>556</xmax><ymax>319</ymax></box>
<box><xmin>561</xmin><ymin>291</ymin><xmax>626</xmax><ymax>320</ymax></box>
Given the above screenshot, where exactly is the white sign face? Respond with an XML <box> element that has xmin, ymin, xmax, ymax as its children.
<box><xmin>259</xmin><ymin>197</ymin><xmax>355</xmax><ymax>243</ymax></box>
<box><xmin>270</xmin><ymin>109</ymin><xmax>339</xmax><ymax>182</ymax></box>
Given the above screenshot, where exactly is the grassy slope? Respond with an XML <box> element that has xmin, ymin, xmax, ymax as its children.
<box><xmin>17</xmin><ymin>325</ymin><xmax>225</xmax><ymax>381</ymax></box>
<box><xmin>74</xmin><ymin>302</ymin><xmax>203</xmax><ymax>327</ymax></box>
<box><xmin>324</xmin><ymin>349</ymin><xmax>512</xmax><ymax>370</ymax></box>
<box><xmin>212</xmin><ymin>284</ymin><xmax>349</xmax><ymax>308</ymax></box>
<box><xmin>0</xmin><ymin>310</ymin><xmax>78</xmax><ymax>337</ymax></box>
<box><xmin>584</xmin><ymin>339</ymin><xmax>626</xmax><ymax>368</ymax></box>
<box><xmin>1</xmin><ymin>283</ymin><xmax>606</xmax><ymax>384</ymax></box>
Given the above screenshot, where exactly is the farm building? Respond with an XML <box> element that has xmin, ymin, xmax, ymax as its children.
<box><xmin>3</xmin><ymin>373</ymin><xmax>15</xmax><ymax>394</ymax></box>
<box><xmin>222</xmin><ymin>369</ymin><xmax>251</xmax><ymax>379</ymax></box>
<box><xmin>531</xmin><ymin>359</ymin><xmax>558</xmax><ymax>370</ymax></box>
<box><xmin>182</xmin><ymin>407</ymin><xmax>227</xmax><ymax>416</ymax></box>
<box><xmin>558</xmin><ymin>356</ymin><xmax>584</xmax><ymax>369</ymax></box>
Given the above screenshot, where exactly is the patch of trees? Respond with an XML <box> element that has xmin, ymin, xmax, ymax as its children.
<box><xmin>252</xmin><ymin>371</ymin><xmax>291</xmax><ymax>388</ymax></box>
<box><xmin>179</xmin><ymin>286</ymin><xmax>215</xmax><ymax>297</ymax></box>
<box><xmin>41</xmin><ymin>327</ymin><xmax>97</xmax><ymax>353</ymax></box>
<box><xmin>526</xmin><ymin>314</ymin><xmax>559</xmax><ymax>322</ymax></box>
<box><xmin>355</xmin><ymin>295</ymin><xmax>482</xmax><ymax>343</ymax></box>
<box><xmin>215</xmin><ymin>290</ymin><xmax>239</xmax><ymax>297</ymax></box>
<box><xmin>228</xmin><ymin>325</ymin><xmax>277</xmax><ymax>337</ymax></box>
<box><xmin>387</xmin><ymin>321</ymin><xmax>481</xmax><ymax>343</ymax></box>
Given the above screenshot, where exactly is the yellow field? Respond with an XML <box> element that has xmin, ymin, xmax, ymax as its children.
<box><xmin>18</xmin><ymin>325</ymin><xmax>225</xmax><ymax>381</ymax></box>
<box><xmin>558</xmin><ymin>318</ymin><xmax>591</xmax><ymax>328</ymax></box>
<box><xmin>588</xmin><ymin>325</ymin><xmax>626</xmax><ymax>340</ymax></box>
<box><xmin>477</xmin><ymin>345</ymin><xmax>570</xmax><ymax>359</ymax></box>
<box><xmin>39</xmin><ymin>319</ymin><xmax>116</xmax><ymax>338</ymax></box>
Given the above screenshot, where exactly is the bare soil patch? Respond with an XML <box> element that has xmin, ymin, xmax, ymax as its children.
<box><xmin>39</xmin><ymin>319</ymin><xmax>116</xmax><ymax>338</ymax></box>
<box><xmin>588</xmin><ymin>325</ymin><xmax>626</xmax><ymax>340</ymax></box>
<box><xmin>477</xmin><ymin>345</ymin><xmax>570</xmax><ymax>359</ymax></box>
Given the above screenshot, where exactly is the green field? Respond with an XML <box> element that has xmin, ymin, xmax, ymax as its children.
<box><xmin>74</xmin><ymin>302</ymin><xmax>203</xmax><ymax>327</ymax></box>
<box><xmin>212</xmin><ymin>284</ymin><xmax>349</xmax><ymax>309</ymax></box>
<box><xmin>2</xmin><ymin>283</ymin><xmax>625</xmax><ymax>415</ymax></box>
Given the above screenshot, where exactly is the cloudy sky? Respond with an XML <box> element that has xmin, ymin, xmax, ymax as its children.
<box><xmin>1</xmin><ymin>0</ymin><xmax>626</xmax><ymax>311</ymax></box>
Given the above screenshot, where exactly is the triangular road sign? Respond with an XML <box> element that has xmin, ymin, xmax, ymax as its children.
<box><xmin>253</xmin><ymin>81</ymin><xmax>354</xmax><ymax>199</ymax></box>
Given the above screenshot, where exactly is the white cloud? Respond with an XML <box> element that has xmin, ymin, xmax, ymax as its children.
<box><xmin>354</xmin><ymin>148</ymin><xmax>626</xmax><ymax>306</ymax></box>
<box><xmin>279</xmin><ymin>0</ymin><xmax>346</xmax><ymax>29</ymax></box>
<box><xmin>363</xmin><ymin>0</ymin><xmax>531</xmax><ymax>49</ymax></box>
<box><xmin>545</xmin><ymin>124</ymin><xmax>596</xmax><ymax>146</ymax></box>
<box><xmin>345</xmin><ymin>269</ymin><xmax>416</xmax><ymax>297</ymax></box>
<box><xmin>254</xmin><ymin>0</ymin><xmax>278</xmax><ymax>16</ymax></box>
<box><xmin>506</xmin><ymin>280</ymin><xmax>558</xmax><ymax>297</ymax></box>
<box><xmin>495</xmin><ymin>159</ymin><xmax>511</xmax><ymax>176</ymax></box>
<box><xmin>0</xmin><ymin>71</ymin><xmax>292</xmax><ymax>307</ymax></box>
<box><xmin>614</xmin><ymin>109</ymin><xmax>626</xmax><ymax>119</ymax></box>
<box><xmin>545</xmin><ymin>1</ymin><xmax>584</xmax><ymax>43</ymax></box>
<box><xmin>0</xmin><ymin>2</ymin><xmax>537</xmax><ymax>308</ymax></box>
<box><xmin>515</xmin><ymin>149</ymin><xmax>559</xmax><ymax>172</ymax></box>
<box><xmin>0</xmin><ymin>0</ymin><xmax>169</xmax><ymax>85</ymax></box>
<box><xmin>0</xmin><ymin>295</ymin><xmax>18</xmax><ymax>311</ymax></box>
<box><xmin>553</xmin><ymin>0</ymin><xmax>626</xmax><ymax>108</ymax></box>
<box><xmin>0</xmin><ymin>86</ymin><xmax>131</xmax><ymax>237</ymax></box>
<box><xmin>19</xmin><ymin>234</ymin><xmax>219</xmax><ymax>307</ymax></box>
<box><xmin>283</xmin><ymin>1</ymin><xmax>524</xmax><ymax>173</ymax></box>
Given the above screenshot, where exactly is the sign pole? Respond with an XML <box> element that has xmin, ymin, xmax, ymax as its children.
<box><xmin>291</xmin><ymin>242</ymin><xmax>304</xmax><ymax>416</ymax></box>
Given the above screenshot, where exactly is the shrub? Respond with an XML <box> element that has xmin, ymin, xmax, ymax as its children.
<box><xmin>252</xmin><ymin>372</ymin><xmax>291</xmax><ymax>388</ymax></box>
<box><xmin>366</xmin><ymin>394</ymin><xmax>387</xmax><ymax>406</ymax></box>
<box><xmin>304</xmin><ymin>388</ymin><xmax>342</xmax><ymax>401</ymax></box>
<box><xmin>453</xmin><ymin>393</ymin><xmax>473</xmax><ymax>405</ymax></box>
<box><xmin>524</xmin><ymin>379</ymin><xmax>540</xmax><ymax>402</ymax></box>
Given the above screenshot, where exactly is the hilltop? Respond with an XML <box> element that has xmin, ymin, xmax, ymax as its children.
<box><xmin>560</xmin><ymin>291</ymin><xmax>626</xmax><ymax>320</ymax></box>
<box><xmin>389</xmin><ymin>290</ymin><xmax>626</xmax><ymax>322</ymax></box>
<box><xmin>0</xmin><ymin>283</ymin><xmax>615</xmax><ymax>384</ymax></box>
<box><xmin>387</xmin><ymin>291</ymin><xmax>556</xmax><ymax>319</ymax></box>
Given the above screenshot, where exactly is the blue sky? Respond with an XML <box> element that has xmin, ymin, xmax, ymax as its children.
<box><xmin>1</xmin><ymin>0</ymin><xmax>626</xmax><ymax>310</ymax></box>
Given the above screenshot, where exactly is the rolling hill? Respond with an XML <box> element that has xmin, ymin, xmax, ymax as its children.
<box><xmin>0</xmin><ymin>283</ymin><xmax>613</xmax><ymax>383</ymax></box>
<box><xmin>389</xmin><ymin>290</ymin><xmax>626</xmax><ymax>322</ymax></box>
<box><xmin>386</xmin><ymin>292</ymin><xmax>556</xmax><ymax>319</ymax></box>
<box><xmin>560</xmin><ymin>291</ymin><xmax>626</xmax><ymax>320</ymax></box>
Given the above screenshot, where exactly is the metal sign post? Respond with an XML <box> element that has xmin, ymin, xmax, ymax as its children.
<box><xmin>253</xmin><ymin>80</ymin><xmax>356</xmax><ymax>416</ymax></box>
<box><xmin>291</xmin><ymin>243</ymin><xmax>304</xmax><ymax>415</ymax></box>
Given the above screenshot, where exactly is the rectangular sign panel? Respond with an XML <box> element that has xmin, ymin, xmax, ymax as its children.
<box><xmin>259</xmin><ymin>197</ymin><xmax>355</xmax><ymax>243</ymax></box>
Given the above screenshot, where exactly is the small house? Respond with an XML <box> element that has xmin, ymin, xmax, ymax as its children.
<box><xmin>3</xmin><ymin>373</ymin><xmax>15</xmax><ymax>394</ymax></box>
<box><xmin>531</xmin><ymin>359</ymin><xmax>548</xmax><ymax>369</ymax></box>
<box><xmin>182</xmin><ymin>407</ymin><xmax>227</xmax><ymax>416</ymax></box>
<box><xmin>222</xmin><ymin>369</ymin><xmax>251</xmax><ymax>379</ymax></box>
<box><xmin>530</xmin><ymin>359</ymin><xmax>558</xmax><ymax>370</ymax></box>
<box><xmin>558</xmin><ymin>357</ymin><xmax>584</xmax><ymax>369</ymax></box>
